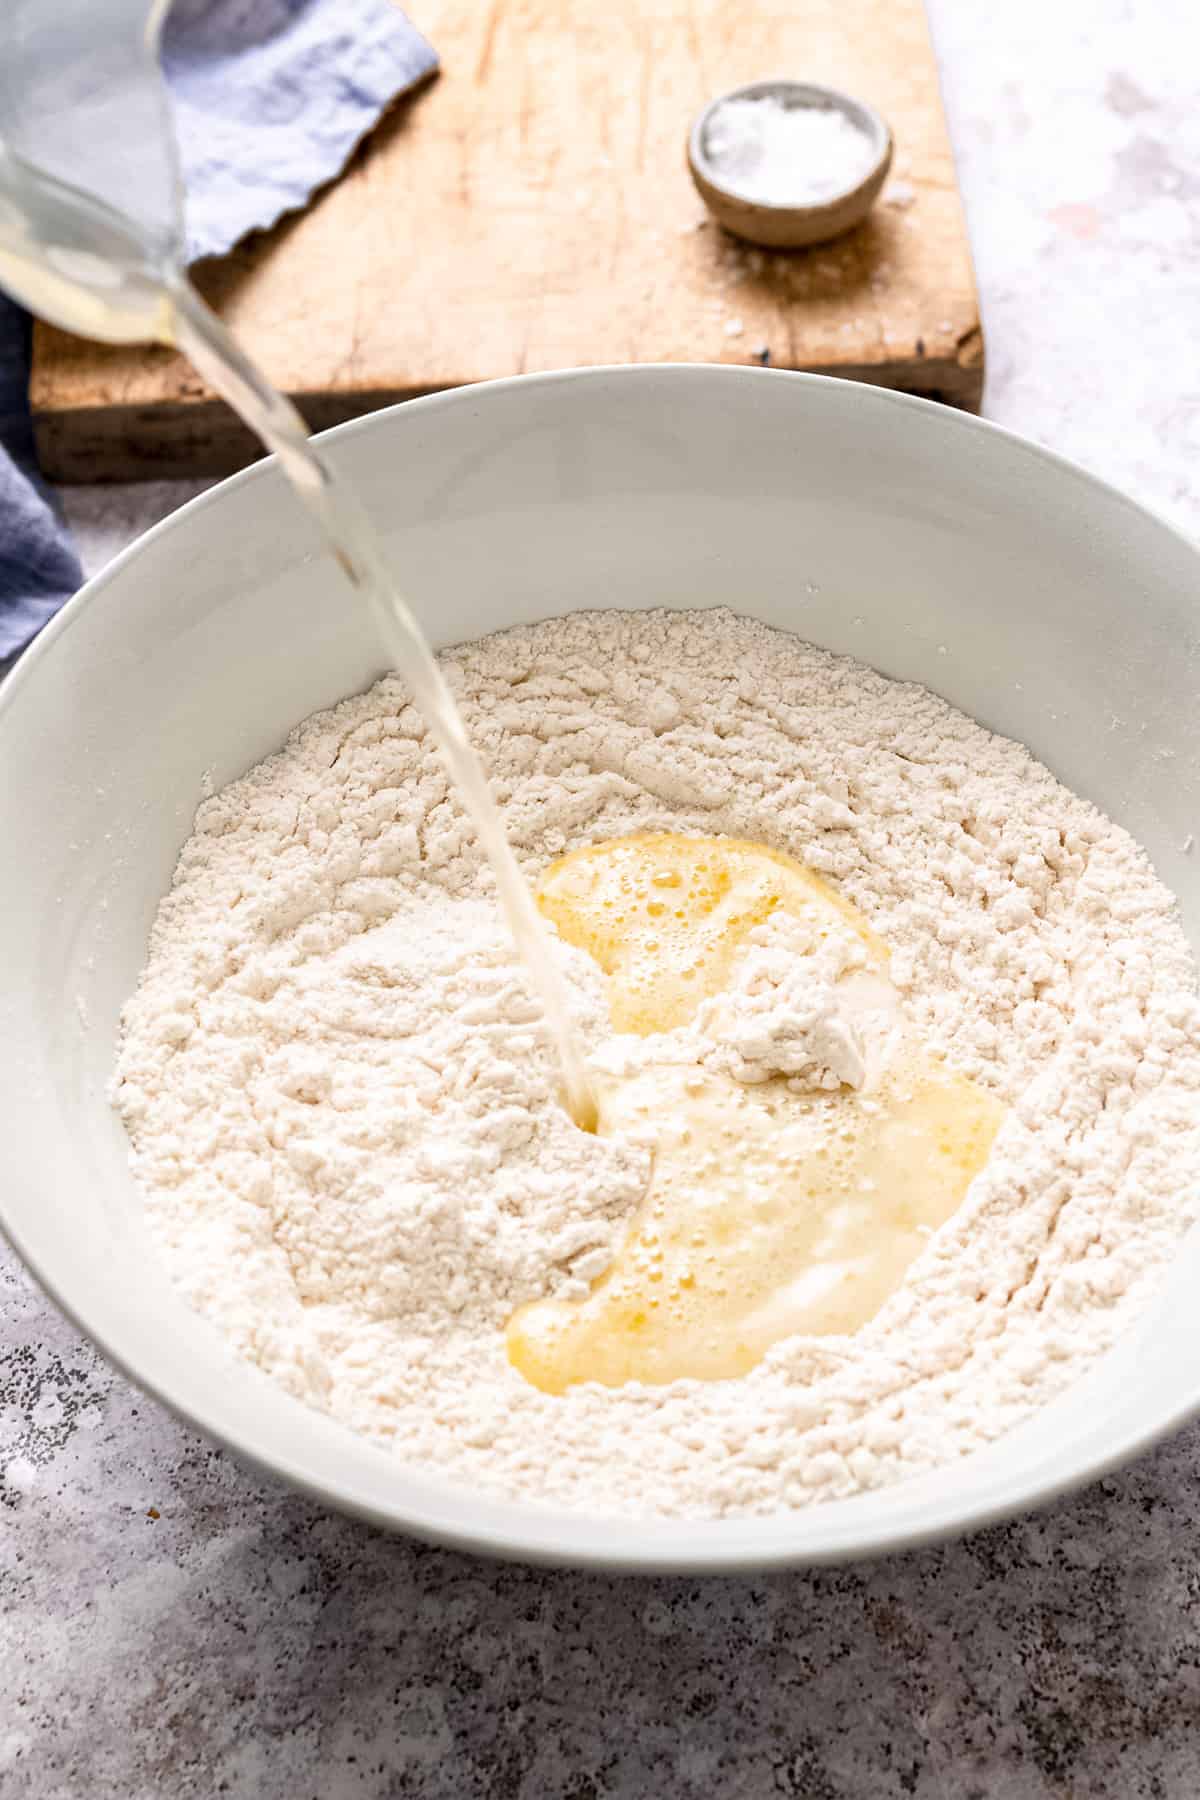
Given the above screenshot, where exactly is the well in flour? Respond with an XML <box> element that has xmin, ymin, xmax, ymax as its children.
<box><xmin>112</xmin><ymin>608</ymin><xmax>1200</xmax><ymax>1519</ymax></box>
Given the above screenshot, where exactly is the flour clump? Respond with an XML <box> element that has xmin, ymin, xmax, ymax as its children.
<box><xmin>112</xmin><ymin>609</ymin><xmax>1200</xmax><ymax>1519</ymax></box>
<box><xmin>697</xmin><ymin>912</ymin><xmax>871</xmax><ymax>1091</ymax></box>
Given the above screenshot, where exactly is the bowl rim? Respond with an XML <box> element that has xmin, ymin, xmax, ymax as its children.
<box><xmin>4</xmin><ymin>363</ymin><xmax>1200</xmax><ymax>1572</ymax></box>
<box><xmin>688</xmin><ymin>78</ymin><xmax>893</xmax><ymax>217</ymax></box>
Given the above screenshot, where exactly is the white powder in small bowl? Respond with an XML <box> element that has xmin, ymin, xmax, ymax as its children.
<box><xmin>704</xmin><ymin>95</ymin><xmax>876</xmax><ymax>207</ymax></box>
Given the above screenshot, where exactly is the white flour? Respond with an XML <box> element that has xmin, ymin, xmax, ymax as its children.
<box><xmin>695</xmin><ymin>911</ymin><xmax>874</xmax><ymax>1092</ymax></box>
<box><xmin>113</xmin><ymin>609</ymin><xmax>1200</xmax><ymax>1519</ymax></box>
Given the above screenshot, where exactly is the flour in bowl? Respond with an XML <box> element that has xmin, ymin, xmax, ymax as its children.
<box><xmin>112</xmin><ymin>609</ymin><xmax>1200</xmax><ymax>1518</ymax></box>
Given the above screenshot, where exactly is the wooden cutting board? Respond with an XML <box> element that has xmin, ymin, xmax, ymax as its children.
<box><xmin>30</xmin><ymin>0</ymin><xmax>983</xmax><ymax>482</ymax></box>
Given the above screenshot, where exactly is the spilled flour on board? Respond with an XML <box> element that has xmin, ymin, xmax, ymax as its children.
<box><xmin>113</xmin><ymin>610</ymin><xmax>1200</xmax><ymax>1518</ymax></box>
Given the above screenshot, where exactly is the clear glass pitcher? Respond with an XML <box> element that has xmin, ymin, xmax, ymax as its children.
<box><xmin>0</xmin><ymin>0</ymin><xmax>182</xmax><ymax>343</ymax></box>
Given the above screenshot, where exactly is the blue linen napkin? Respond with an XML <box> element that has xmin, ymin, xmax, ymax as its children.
<box><xmin>0</xmin><ymin>0</ymin><xmax>437</xmax><ymax>661</ymax></box>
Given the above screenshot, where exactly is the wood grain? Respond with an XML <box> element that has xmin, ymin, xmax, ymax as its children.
<box><xmin>30</xmin><ymin>0</ymin><xmax>983</xmax><ymax>482</ymax></box>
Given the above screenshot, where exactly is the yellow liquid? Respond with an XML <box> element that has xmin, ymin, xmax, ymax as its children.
<box><xmin>508</xmin><ymin>835</ymin><xmax>1005</xmax><ymax>1392</ymax></box>
<box><xmin>537</xmin><ymin>831</ymin><xmax>886</xmax><ymax>1035</ymax></box>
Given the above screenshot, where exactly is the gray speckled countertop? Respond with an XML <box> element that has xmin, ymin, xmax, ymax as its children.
<box><xmin>5</xmin><ymin>3</ymin><xmax>1200</xmax><ymax>1795</ymax></box>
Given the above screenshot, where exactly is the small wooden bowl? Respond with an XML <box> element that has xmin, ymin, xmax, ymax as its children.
<box><xmin>688</xmin><ymin>79</ymin><xmax>894</xmax><ymax>250</ymax></box>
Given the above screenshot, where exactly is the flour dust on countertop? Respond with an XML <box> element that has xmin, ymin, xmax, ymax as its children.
<box><xmin>112</xmin><ymin>609</ymin><xmax>1200</xmax><ymax>1519</ymax></box>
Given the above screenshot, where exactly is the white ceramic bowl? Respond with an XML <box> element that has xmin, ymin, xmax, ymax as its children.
<box><xmin>3</xmin><ymin>368</ymin><xmax>1200</xmax><ymax>1571</ymax></box>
